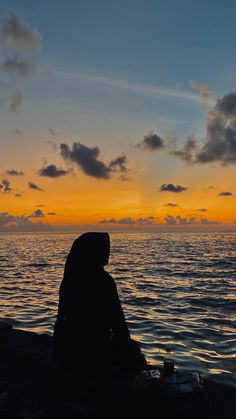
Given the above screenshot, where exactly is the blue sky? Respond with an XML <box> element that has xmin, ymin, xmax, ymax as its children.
<box><xmin>1</xmin><ymin>0</ymin><xmax>236</xmax><ymax>230</ymax></box>
<box><xmin>1</xmin><ymin>0</ymin><xmax>236</xmax><ymax>141</ymax></box>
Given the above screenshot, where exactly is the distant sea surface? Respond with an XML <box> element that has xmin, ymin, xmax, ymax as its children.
<box><xmin>0</xmin><ymin>231</ymin><xmax>235</xmax><ymax>387</ymax></box>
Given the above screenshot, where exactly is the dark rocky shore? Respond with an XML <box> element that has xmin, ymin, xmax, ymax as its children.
<box><xmin>0</xmin><ymin>324</ymin><xmax>235</xmax><ymax>419</ymax></box>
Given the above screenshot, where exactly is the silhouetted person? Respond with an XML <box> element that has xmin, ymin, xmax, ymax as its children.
<box><xmin>53</xmin><ymin>232</ymin><xmax>147</xmax><ymax>383</ymax></box>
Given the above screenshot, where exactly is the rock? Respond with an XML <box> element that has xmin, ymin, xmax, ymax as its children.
<box><xmin>0</xmin><ymin>381</ymin><xmax>9</xmax><ymax>392</ymax></box>
<box><xmin>0</xmin><ymin>322</ymin><xmax>12</xmax><ymax>331</ymax></box>
<box><xmin>0</xmin><ymin>392</ymin><xmax>10</xmax><ymax>406</ymax></box>
<box><xmin>18</xmin><ymin>408</ymin><xmax>35</xmax><ymax>419</ymax></box>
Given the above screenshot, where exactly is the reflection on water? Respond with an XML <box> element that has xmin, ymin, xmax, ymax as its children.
<box><xmin>0</xmin><ymin>231</ymin><xmax>235</xmax><ymax>387</ymax></box>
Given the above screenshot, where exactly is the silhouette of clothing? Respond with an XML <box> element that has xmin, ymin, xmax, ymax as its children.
<box><xmin>53</xmin><ymin>232</ymin><xmax>146</xmax><ymax>377</ymax></box>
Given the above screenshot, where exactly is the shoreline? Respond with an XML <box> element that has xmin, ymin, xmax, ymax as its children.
<box><xmin>0</xmin><ymin>325</ymin><xmax>235</xmax><ymax>418</ymax></box>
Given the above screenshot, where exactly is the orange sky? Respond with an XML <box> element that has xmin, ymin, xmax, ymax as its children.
<box><xmin>1</xmin><ymin>9</ymin><xmax>236</xmax><ymax>231</ymax></box>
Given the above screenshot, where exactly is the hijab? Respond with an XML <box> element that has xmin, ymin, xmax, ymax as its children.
<box><xmin>59</xmin><ymin>232</ymin><xmax>110</xmax><ymax>295</ymax></box>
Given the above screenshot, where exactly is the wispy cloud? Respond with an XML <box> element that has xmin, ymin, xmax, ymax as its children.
<box><xmin>28</xmin><ymin>181</ymin><xmax>43</xmax><ymax>191</ymax></box>
<box><xmin>0</xmin><ymin>12</ymin><xmax>41</xmax><ymax>51</ymax></box>
<box><xmin>99</xmin><ymin>216</ymin><xmax>156</xmax><ymax>225</ymax></box>
<box><xmin>6</xmin><ymin>169</ymin><xmax>24</xmax><ymax>176</ymax></box>
<box><xmin>57</xmin><ymin>69</ymin><xmax>202</xmax><ymax>103</ymax></box>
<box><xmin>0</xmin><ymin>57</ymin><xmax>36</xmax><ymax>76</ymax></box>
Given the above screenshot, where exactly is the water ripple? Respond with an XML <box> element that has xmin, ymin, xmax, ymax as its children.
<box><xmin>0</xmin><ymin>231</ymin><xmax>235</xmax><ymax>387</ymax></box>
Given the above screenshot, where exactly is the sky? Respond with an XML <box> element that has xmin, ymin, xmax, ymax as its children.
<box><xmin>1</xmin><ymin>0</ymin><xmax>236</xmax><ymax>231</ymax></box>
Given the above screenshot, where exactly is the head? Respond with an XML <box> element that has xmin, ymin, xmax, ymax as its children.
<box><xmin>66</xmin><ymin>232</ymin><xmax>110</xmax><ymax>271</ymax></box>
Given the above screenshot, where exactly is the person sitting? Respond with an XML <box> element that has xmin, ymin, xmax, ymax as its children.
<box><xmin>53</xmin><ymin>232</ymin><xmax>147</xmax><ymax>385</ymax></box>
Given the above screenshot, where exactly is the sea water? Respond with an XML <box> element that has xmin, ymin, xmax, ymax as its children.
<box><xmin>0</xmin><ymin>231</ymin><xmax>235</xmax><ymax>387</ymax></box>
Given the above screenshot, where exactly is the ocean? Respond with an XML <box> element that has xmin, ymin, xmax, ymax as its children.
<box><xmin>0</xmin><ymin>231</ymin><xmax>235</xmax><ymax>387</ymax></box>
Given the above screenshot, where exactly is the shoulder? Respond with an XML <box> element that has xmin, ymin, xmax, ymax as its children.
<box><xmin>103</xmin><ymin>270</ymin><xmax>117</xmax><ymax>290</ymax></box>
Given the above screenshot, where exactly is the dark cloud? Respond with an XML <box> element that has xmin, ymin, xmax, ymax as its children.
<box><xmin>174</xmin><ymin>93</ymin><xmax>236</xmax><ymax>165</ymax></box>
<box><xmin>172</xmin><ymin>135</ymin><xmax>197</xmax><ymax>162</ymax></box>
<box><xmin>36</xmin><ymin>204</ymin><xmax>45</xmax><ymax>207</ymax></box>
<box><xmin>14</xmin><ymin>193</ymin><xmax>22</xmax><ymax>197</ymax></box>
<box><xmin>160</xmin><ymin>184</ymin><xmax>188</xmax><ymax>193</ymax></box>
<box><xmin>0</xmin><ymin>212</ymin><xmax>50</xmax><ymax>232</ymax></box>
<box><xmin>99</xmin><ymin>216</ymin><xmax>156</xmax><ymax>225</ymax></box>
<box><xmin>218</xmin><ymin>191</ymin><xmax>233</xmax><ymax>196</ymax></box>
<box><xmin>60</xmin><ymin>141</ymin><xmax>128</xmax><ymax>179</ymax></box>
<box><xmin>0</xmin><ymin>12</ymin><xmax>41</xmax><ymax>51</ymax></box>
<box><xmin>13</xmin><ymin>128</ymin><xmax>22</xmax><ymax>135</ymax></box>
<box><xmin>163</xmin><ymin>203</ymin><xmax>178</xmax><ymax>207</ymax></box>
<box><xmin>0</xmin><ymin>179</ymin><xmax>12</xmax><ymax>193</ymax></box>
<box><xmin>0</xmin><ymin>57</ymin><xmax>36</xmax><ymax>76</ymax></box>
<box><xmin>216</xmin><ymin>93</ymin><xmax>236</xmax><ymax>117</ymax></box>
<box><xmin>60</xmin><ymin>142</ymin><xmax>110</xmax><ymax>179</ymax></box>
<box><xmin>8</xmin><ymin>89</ymin><xmax>22</xmax><ymax>112</ymax></box>
<box><xmin>38</xmin><ymin>164</ymin><xmax>69</xmax><ymax>178</ymax></box>
<box><xmin>109</xmin><ymin>155</ymin><xmax>127</xmax><ymax>173</ymax></box>
<box><xmin>6</xmin><ymin>169</ymin><xmax>24</xmax><ymax>176</ymax></box>
<box><xmin>48</xmin><ymin>212</ymin><xmax>56</xmax><ymax>215</ymax></box>
<box><xmin>28</xmin><ymin>181</ymin><xmax>43</xmax><ymax>191</ymax></box>
<box><xmin>195</xmin><ymin>208</ymin><xmax>207</xmax><ymax>212</ymax></box>
<box><xmin>137</xmin><ymin>131</ymin><xmax>164</xmax><ymax>151</ymax></box>
<box><xmin>28</xmin><ymin>209</ymin><xmax>45</xmax><ymax>218</ymax></box>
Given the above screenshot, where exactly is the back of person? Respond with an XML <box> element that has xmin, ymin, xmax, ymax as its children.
<box><xmin>53</xmin><ymin>232</ymin><xmax>147</xmax><ymax>377</ymax></box>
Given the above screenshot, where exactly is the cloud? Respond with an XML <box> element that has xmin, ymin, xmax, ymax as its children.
<box><xmin>195</xmin><ymin>208</ymin><xmax>207</xmax><ymax>212</ymax></box>
<box><xmin>163</xmin><ymin>203</ymin><xmax>178</xmax><ymax>207</ymax></box>
<box><xmin>159</xmin><ymin>184</ymin><xmax>188</xmax><ymax>193</ymax></box>
<box><xmin>0</xmin><ymin>57</ymin><xmax>36</xmax><ymax>76</ymax></box>
<box><xmin>6</xmin><ymin>169</ymin><xmax>24</xmax><ymax>176</ymax></box>
<box><xmin>0</xmin><ymin>212</ymin><xmax>50</xmax><ymax>232</ymax></box>
<box><xmin>0</xmin><ymin>12</ymin><xmax>41</xmax><ymax>51</ymax></box>
<box><xmin>109</xmin><ymin>155</ymin><xmax>127</xmax><ymax>173</ymax></box>
<box><xmin>60</xmin><ymin>69</ymin><xmax>202</xmax><ymax>103</ymax></box>
<box><xmin>191</xmin><ymin>81</ymin><xmax>213</xmax><ymax>104</ymax></box>
<box><xmin>48</xmin><ymin>128</ymin><xmax>56</xmax><ymax>138</ymax></box>
<box><xmin>216</xmin><ymin>93</ymin><xmax>236</xmax><ymax>117</ymax></box>
<box><xmin>165</xmin><ymin>214</ymin><xmax>220</xmax><ymax>225</ymax></box>
<box><xmin>28</xmin><ymin>209</ymin><xmax>45</xmax><ymax>218</ymax></box>
<box><xmin>14</xmin><ymin>193</ymin><xmax>22</xmax><ymax>197</ymax></box>
<box><xmin>171</xmin><ymin>135</ymin><xmax>197</xmax><ymax>162</ymax></box>
<box><xmin>38</xmin><ymin>164</ymin><xmax>69</xmax><ymax>178</ymax></box>
<box><xmin>36</xmin><ymin>204</ymin><xmax>45</xmax><ymax>207</ymax></box>
<box><xmin>165</xmin><ymin>215</ymin><xmax>176</xmax><ymax>225</ymax></box>
<box><xmin>13</xmin><ymin>128</ymin><xmax>23</xmax><ymax>135</ymax></box>
<box><xmin>217</xmin><ymin>191</ymin><xmax>233</xmax><ymax>196</ymax></box>
<box><xmin>48</xmin><ymin>212</ymin><xmax>56</xmax><ymax>215</ymax></box>
<box><xmin>8</xmin><ymin>89</ymin><xmax>22</xmax><ymax>112</ymax></box>
<box><xmin>60</xmin><ymin>141</ymin><xmax>128</xmax><ymax>179</ymax></box>
<box><xmin>99</xmin><ymin>216</ymin><xmax>156</xmax><ymax>225</ymax></box>
<box><xmin>174</xmin><ymin>92</ymin><xmax>236</xmax><ymax>165</ymax></box>
<box><xmin>136</xmin><ymin>131</ymin><xmax>164</xmax><ymax>151</ymax></box>
<box><xmin>176</xmin><ymin>215</ymin><xmax>197</xmax><ymax>225</ymax></box>
<box><xmin>28</xmin><ymin>181</ymin><xmax>43</xmax><ymax>191</ymax></box>
<box><xmin>200</xmin><ymin>217</ymin><xmax>221</xmax><ymax>225</ymax></box>
<box><xmin>0</xmin><ymin>179</ymin><xmax>12</xmax><ymax>193</ymax></box>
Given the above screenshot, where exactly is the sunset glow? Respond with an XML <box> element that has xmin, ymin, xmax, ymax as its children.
<box><xmin>1</xmin><ymin>2</ymin><xmax>236</xmax><ymax>231</ymax></box>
